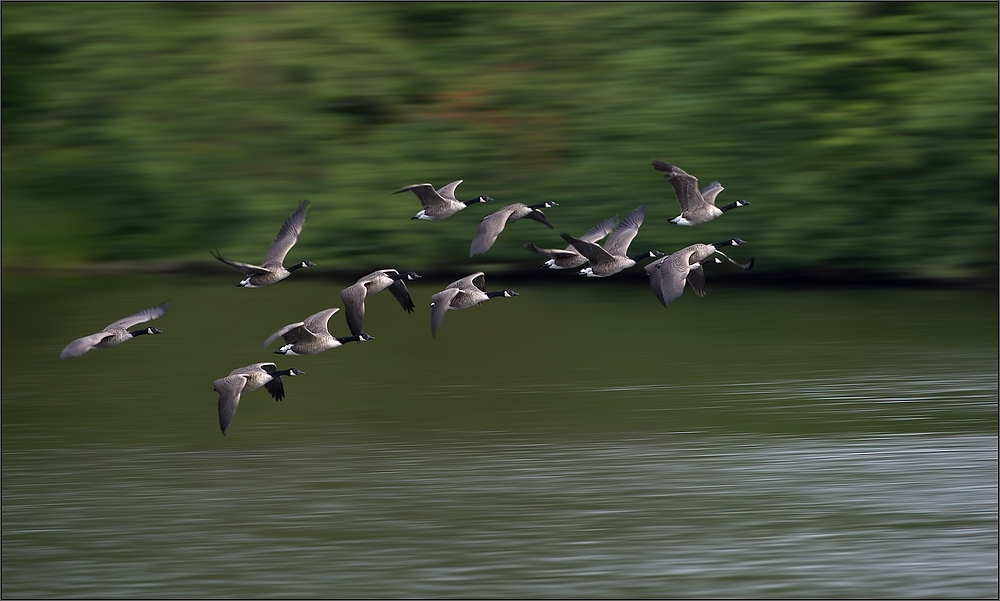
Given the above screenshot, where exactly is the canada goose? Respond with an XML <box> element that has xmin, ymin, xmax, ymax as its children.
<box><xmin>394</xmin><ymin>180</ymin><xmax>493</xmax><ymax>220</ymax></box>
<box><xmin>524</xmin><ymin>214</ymin><xmax>618</xmax><ymax>269</ymax></box>
<box><xmin>214</xmin><ymin>362</ymin><xmax>305</xmax><ymax>435</ymax></box>
<box><xmin>340</xmin><ymin>269</ymin><xmax>421</xmax><ymax>336</ymax></box>
<box><xmin>429</xmin><ymin>272</ymin><xmax>519</xmax><ymax>338</ymax></box>
<box><xmin>211</xmin><ymin>200</ymin><xmax>315</xmax><ymax>287</ymax></box>
<box><xmin>469</xmin><ymin>202</ymin><xmax>558</xmax><ymax>256</ymax></box>
<box><xmin>559</xmin><ymin>206</ymin><xmax>664</xmax><ymax>277</ymax></box>
<box><xmin>651</xmin><ymin>160</ymin><xmax>749</xmax><ymax>226</ymax></box>
<box><xmin>261</xmin><ymin>308</ymin><xmax>375</xmax><ymax>355</ymax></box>
<box><xmin>60</xmin><ymin>300</ymin><xmax>169</xmax><ymax>359</ymax></box>
<box><xmin>645</xmin><ymin>239</ymin><xmax>754</xmax><ymax>306</ymax></box>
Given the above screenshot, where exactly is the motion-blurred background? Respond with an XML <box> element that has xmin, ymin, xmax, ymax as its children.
<box><xmin>3</xmin><ymin>3</ymin><xmax>997</xmax><ymax>283</ymax></box>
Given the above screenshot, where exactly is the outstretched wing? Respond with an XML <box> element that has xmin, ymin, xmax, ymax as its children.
<box><xmin>214</xmin><ymin>374</ymin><xmax>248</xmax><ymax>435</ymax></box>
<box><xmin>394</xmin><ymin>183</ymin><xmax>448</xmax><ymax>210</ymax></box>
<box><xmin>523</xmin><ymin>209</ymin><xmax>553</xmax><ymax>229</ymax></box>
<box><xmin>261</xmin><ymin>321</ymin><xmax>306</xmax><ymax>349</ymax></box>
<box><xmin>470</xmin><ymin>205</ymin><xmax>518</xmax><ymax>256</ymax></box>
<box><xmin>263</xmin><ymin>376</ymin><xmax>286</xmax><ymax>402</ymax></box>
<box><xmin>430</xmin><ymin>288</ymin><xmax>461</xmax><ymax>338</ymax></box>
<box><xmin>686</xmin><ymin>263</ymin><xmax>708</xmax><ymax>298</ymax></box>
<box><xmin>436</xmin><ymin>180</ymin><xmax>464</xmax><ymax>200</ymax></box>
<box><xmin>700</xmin><ymin>182</ymin><xmax>724</xmax><ymax>207</ymax></box>
<box><xmin>652</xmin><ymin>160</ymin><xmax>707</xmax><ymax>212</ymax></box>
<box><xmin>644</xmin><ymin>257</ymin><xmax>668</xmax><ymax>307</ymax></box>
<box><xmin>302</xmin><ymin>308</ymin><xmax>339</xmax><ymax>337</ymax></box>
<box><xmin>523</xmin><ymin>241</ymin><xmax>578</xmax><ymax>259</ymax></box>
<box><xmin>106</xmin><ymin>300</ymin><xmax>170</xmax><ymax>330</ymax></box>
<box><xmin>559</xmin><ymin>233</ymin><xmax>615</xmax><ymax>264</ymax></box>
<box><xmin>604</xmin><ymin>206</ymin><xmax>645</xmax><ymax>256</ymax></box>
<box><xmin>211</xmin><ymin>250</ymin><xmax>270</xmax><ymax>276</ymax></box>
<box><xmin>446</xmin><ymin>272</ymin><xmax>486</xmax><ymax>292</ymax></box>
<box><xmin>387</xmin><ymin>279</ymin><xmax>416</xmax><ymax>314</ymax></box>
<box><xmin>262</xmin><ymin>200</ymin><xmax>310</xmax><ymax>268</ymax></box>
<box><xmin>60</xmin><ymin>331</ymin><xmax>113</xmax><ymax>359</ymax></box>
<box><xmin>657</xmin><ymin>247</ymin><xmax>699</xmax><ymax>306</ymax></box>
<box><xmin>579</xmin><ymin>215</ymin><xmax>619</xmax><ymax>243</ymax></box>
<box><xmin>340</xmin><ymin>282</ymin><xmax>369</xmax><ymax>337</ymax></box>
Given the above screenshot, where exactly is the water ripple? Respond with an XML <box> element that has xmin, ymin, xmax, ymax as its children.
<box><xmin>3</xmin><ymin>433</ymin><xmax>997</xmax><ymax>598</ymax></box>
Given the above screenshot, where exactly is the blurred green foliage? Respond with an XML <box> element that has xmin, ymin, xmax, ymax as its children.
<box><xmin>2</xmin><ymin>2</ymin><xmax>997</xmax><ymax>281</ymax></box>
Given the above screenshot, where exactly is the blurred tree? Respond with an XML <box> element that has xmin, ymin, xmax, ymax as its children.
<box><xmin>2</xmin><ymin>2</ymin><xmax>996</xmax><ymax>282</ymax></box>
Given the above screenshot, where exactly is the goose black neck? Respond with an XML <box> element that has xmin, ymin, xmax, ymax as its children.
<box><xmin>463</xmin><ymin>198</ymin><xmax>482</xmax><ymax>207</ymax></box>
<box><xmin>270</xmin><ymin>368</ymin><xmax>295</xmax><ymax>377</ymax></box>
<box><xmin>711</xmin><ymin>239</ymin><xmax>736</xmax><ymax>248</ymax></box>
<box><xmin>528</xmin><ymin>202</ymin><xmax>553</xmax><ymax>210</ymax></box>
<box><xmin>287</xmin><ymin>262</ymin><xmax>308</xmax><ymax>272</ymax></box>
<box><xmin>127</xmin><ymin>328</ymin><xmax>153</xmax><ymax>337</ymax></box>
<box><xmin>336</xmin><ymin>335</ymin><xmax>362</xmax><ymax>344</ymax></box>
<box><xmin>720</xmin><ymin>200</ymin><xmax>745</xmax><ymax>212</ymax></box>
<box><xmin>485</xmin><ymin>290</ymin><xmax>508</xmax><ymax>298</ymax></box>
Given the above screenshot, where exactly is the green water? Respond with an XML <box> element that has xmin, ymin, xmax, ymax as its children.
<box><xmin>2</xmin><ymin>274</ymin><xmax>997</xmax><ymax>597</ymax></box>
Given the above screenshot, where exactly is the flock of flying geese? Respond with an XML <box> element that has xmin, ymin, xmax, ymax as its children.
<box><xmin>59</xmin><ymin>160</ymin><xmax>753</xmax><ymax>435</ymax></box>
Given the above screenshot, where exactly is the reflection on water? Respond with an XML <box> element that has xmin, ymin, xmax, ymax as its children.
<box><xmin>2</xmin><ymin>276</ymin><xmax>998</xmax><ymax>597</ymax></box>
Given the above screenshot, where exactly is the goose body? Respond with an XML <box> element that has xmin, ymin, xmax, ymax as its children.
<box><xmin>429</xmin><ymin>272</ymin><xmax>519</xmax><ymax>338</ymax></box>
<box><xmin>470</xmin><ymin>202</ymin><xmax>558</xmax><ymax>256</ymax></box>
<box><xmin>60</xmin><ymin>300</ymin><xmax>169</xmax><ymax>358</ymax></box>
<box><xmin>559</xmin><ymin>206</ymin><xmax>663</xmax><ymax>277</ymax></box>
<box><xmin>651</xmin><ymin>160</ymin><xmax>749</xmax><ymax>226</ymax></box>
<box><xmin>214</xmin><ymin>362</ymin><xmax>304</xmax><ymax>435</ymax></box>
<box><xmin>211</xmin><ymin>200</ymin><xmax>315</xmax><ymax>287</ymax></box>
<box><xmin>645</xmin><ymin>239</ymin><xmax>753</xmax><ymax>306</ymax></box>
<box><xmin>339</xmin><ymin>269</ymin><xmax>421</xmax><ymax>336</ymax></box>
<box><xmin>261</xmin><ymin>308</ymin><xmax>374</xmax><ymax>355</ymax></box>
<box><xmin>394</xmin><ymin>180</ymin><xmax>493</xmax><ymax>221</ymax></box>
<box><xmin>525</xmin><ymin>214</ymin><xmax>618</xmax><ymax>269</ymax></box>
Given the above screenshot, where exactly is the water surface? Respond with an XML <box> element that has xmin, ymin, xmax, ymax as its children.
<box><xmin>3</xmin><ymin>274</ymin><xmax>997</xmax><ymax>597</ymax></box>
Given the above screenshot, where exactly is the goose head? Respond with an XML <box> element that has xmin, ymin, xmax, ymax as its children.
<box><xmin>130</xmin><ymin>326</ymin><xmax>163</xmax><ymax>336</ymax></box>
<box><xmin>713</xmin><ymin>238</ymin><xmax>748</xmax><ymax>248</ymax></box>
<box><xmin>486</xmin><ymin>289</ymin><xmax>519</xmax><ymax>298</ymax></box>
<box><xmin>400</xmin><ymin>271</ymin><xmax>421</xmax><ymax>281</ymax></box>
<box><xmin>633</xmin><ymin>250</ymin><xmax>665</xmax><ymax>261</ymax></box>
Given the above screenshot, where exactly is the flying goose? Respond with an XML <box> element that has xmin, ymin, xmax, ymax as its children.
<box><xmin>651</xmin><ymin>160</ymin><xmax>749</xmax><ymax>226</ymax></box>
<box><xmin>394</xmin><ymin>180</ymin><xmax>493</xmax><ymax>220</ymax></box>
<box><xmin>340</xmin><ymin>269</ymin><xmax>421</xmax><ymax>336</ymax></box>
<box><xmin>524</xmin><ymin>214</ymin><xmax>619</xmax><ymax>269</ymax></box>
<box><xmin>429</xmin><ymin>272</ymin><xmax>519</xmax><ymax>338</ymax></box>
<box><xmin>470</xmin><ymin>201</ymin><xmax>559</xmax><ymax>256</ymax></box>
<box><xmin>645</xmin><ymin>239</ymin><xmax>753</xmax><ymax>306</ymax></box>
<box><xmin>214</xmin><ymin>362</ymin><xmax>305</xmax><ymax>435</ymax></box>
<box><xmin>558</xmin><ymin>206</ymin><xmax>664</xmax><ymax>277</ymax></box>
<box><xmin>211</xmin><ymin>200</ymin><xmax>315</xmax><ymax>287</ymax></box>
<box><xmin>60</xmin><ymin>300</ymin><xmax>169</xmax><ymax>359</ymax></box>
<box><xmin>261</xmin><ymin>308</ymin><xmax>374</xmax><ymax>355</ymax></box>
